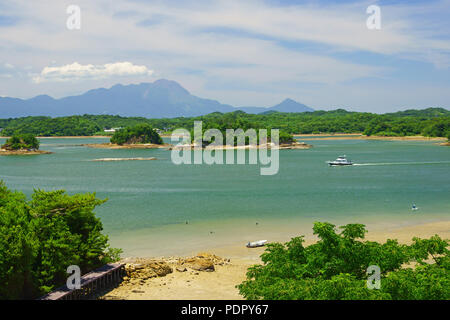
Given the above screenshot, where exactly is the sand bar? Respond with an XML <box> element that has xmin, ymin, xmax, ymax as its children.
<box><xmin>298</xmin><ymin>135</ymin><xmax>446</xmax><ymax>141</ymax></box>
<box><xmin>91</xmin><ymin>157</ymin><xmax>157</xmax><ymax>162</ymax></box>
<box><xmin>84</xmin><ymin>143</ymin><xmax>171</xmax><ymax>149</ymax></box>
<box><xmin>0</xmin><ymin>149</ymin><xmax>52</xmax><ymax>155</ymax></box>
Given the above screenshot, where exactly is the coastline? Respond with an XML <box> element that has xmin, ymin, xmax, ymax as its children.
<box><xmin>0</xmin><ymin>149</ymin><xmax>52</xmax><ymax>155</ymax></box>
<box><xmin>0</xmin><ymin>135</ymin><xmax>111</xmax><ymax>139</ymax></box>
<box><xmin>293</xmin><ymin>133</ymin><xmax>362</xmax><ymax>137</ymax></box>
<box><xmin>298</xmin><ymin>135</ymin><xmax>446</xmax><ymax>141</ymax></box>
<box><xmin>198</xmin><ymin>219</ymin><xmax>450</xmax><ymax>260</ymax></box>
<box><xmin>1</xmin><ymin>134</ymin><xmax>445</xmax><ymax>143</ymax></box>
<box><xmin>101</xmin><ymin>219</ymin><xmax>449</xmax><ymax>300</ymax></box>
<box><xmin>169</xmin><ymin>141</ymin><xmax>312</xmax><ymax>150</ymax></box>
<box><xmin>91</xmin><ymin>157</ymin><xmax>157</xmax><ymax>162</ymax></box>
<box><xmin>83</xmin><ymin>143</ymin><xmax>171</xmax><ymax>149</ymax></box>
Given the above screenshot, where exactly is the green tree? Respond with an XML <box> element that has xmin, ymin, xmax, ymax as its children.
<box><xmin>110</xmin><ymin>124</ymin><xmax>163</xmax><ymax>145</ymax></box>
<box><xmin>0</xmin><ymin>181</ymin><xmax>122</xmax><ymax>299</ymax></box>
<box><xmin>238</xmin><ymin>222</ymin><xmax>449</xmax><ymax>300</ymax></box>
<box><xmin>2</xmin><ymin>134</ymin><xmax>40</xmax><ymax>150</ymax></box>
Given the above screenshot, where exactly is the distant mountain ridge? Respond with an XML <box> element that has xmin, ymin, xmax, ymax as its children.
<box><xmin>0</xmin><ymin>79</ymin><xmax>313</xmax><ymax>118</ymax></box>
<box><xmin>238</xmin><ymin>98</ymin><xmax>313</xmax><ymax>114</ymax></box>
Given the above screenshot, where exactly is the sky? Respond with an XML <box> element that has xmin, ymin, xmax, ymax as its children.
<box><xmin>0</xmin><ymin>0</ymin><xmax>449</xmax><ymax>113</ymax></box>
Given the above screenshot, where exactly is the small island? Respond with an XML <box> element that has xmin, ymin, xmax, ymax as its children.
<box><xmin>440</xmin><ymin>134</ymin><xmax>450</xmax><ymax>146</ymax></box>
<box><xmin>170</xmin><ymin>131</ymin><xmax>312</xmax><ymax>150</ymax></box>
<box><xmin>85</xmin><ymin>124</ymin><xmax>171</xmax><ymax>149</ymax></box>
<box><xmin>0</xmin><ymin>134</ymin><xmax>52</xmax><ymax>155</ymax></box>
<box><xmin>91</xmin><ymin>157</ymin><xmax>157</xmax><ymax>162</ymax></box>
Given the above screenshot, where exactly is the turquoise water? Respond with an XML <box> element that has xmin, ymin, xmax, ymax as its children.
<box><xmin>1</xmin><ymin>137</ymin><xmax>449</xmax><ymax>256</ymax></box>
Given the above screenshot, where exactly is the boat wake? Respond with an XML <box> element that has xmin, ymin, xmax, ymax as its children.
<box><xmin>353</xmin><ymin>161</ymin><xmax>450</xmax><ymax>166</ymax></box>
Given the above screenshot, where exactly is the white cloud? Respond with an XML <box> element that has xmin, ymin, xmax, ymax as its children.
<box><xmin>32</xmin><ymin>61</ymin><xmax>154</xmax><ymax>83</ymax></box>
<box><xmin>0</xmin><ymin>0</ymin><xmax>448</xmax><ymax>109</ymax></box>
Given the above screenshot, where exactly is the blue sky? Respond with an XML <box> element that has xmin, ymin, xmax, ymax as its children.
<box><xmin>0</xmin><ymin>0</ymin><xmax>449</xmax><ymax>112</ymax></box>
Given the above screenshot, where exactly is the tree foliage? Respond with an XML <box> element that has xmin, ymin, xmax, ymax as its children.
<box><xmin>238</xmin><ymin>222</ymin><xmax>449</xmax><ymax>300</ymax></box>
<box><xmin>1</xmin><ymin>108</ymin><xmax>448</xmax><ymax>138</ymax></box>
<box><xmin>110</xmin><ymin>124</ymin><xmax>163</xmax><ymax>145</ymax></box>
<box><xmin>1</xmin><ymin>134</ymin><xmax>40</xmax><ymax>150</ymax></box>
<box><xmin>0</xmin><ymin>116</ymin><xmax>101</xmax><ymax>137</ymax></box>
<box><xmin>0</xmin><ymin>181</ymin><xmax>121</xmax><ymax>299</ymax></box>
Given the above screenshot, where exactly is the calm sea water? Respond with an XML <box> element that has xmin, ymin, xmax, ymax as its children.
<box><xmin>1</xmin><ymin>137</ymin><xmax>449</xmax><ymax>256</ymax></box>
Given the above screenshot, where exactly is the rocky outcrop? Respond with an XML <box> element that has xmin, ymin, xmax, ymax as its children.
<box><xmin>121</xmin><ymin>259</ymin><xmax>173</xmax><ymax>286</ymax></box>
<box><xmin>176</xmin><ymin>253</ymin><xmax>230</xmax><ymax>272</ymax></box>
<box><xmin>278</xmin><ymin>141</ymin><xmax>312</xmax><ymax>149</ymax></box>
<box><xmin>117</xmin><ymin>253</ymin><xmax>230</xmax><ymax>289</ymax></box>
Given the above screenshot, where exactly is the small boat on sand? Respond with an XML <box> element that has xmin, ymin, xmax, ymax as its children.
<box><xmin>327</xmin><ymin>155</ymin><xmax>353</xmax><ymax>166</ymax></box>
<box><xmin>246</xmin><ymin>240</ymin><xmax>267</xmax><ymax>248</ymax></box>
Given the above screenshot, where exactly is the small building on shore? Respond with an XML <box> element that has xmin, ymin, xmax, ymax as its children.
<box><xmin>103</xmin><ymin>127</ymin><xmax>122</xmax><ymax>133</ymax></box>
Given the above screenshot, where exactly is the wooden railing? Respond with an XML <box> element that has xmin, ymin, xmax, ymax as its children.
<box><xmin>39</xmin><ymin>263</ymin><xmax>125</xmax><ymax>300</ymax></box>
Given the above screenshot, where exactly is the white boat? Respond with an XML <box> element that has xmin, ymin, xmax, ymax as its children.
<box><xmin>246</xmin><ymin>240</ymin><xmax>267</xmax><ymax>248</ymax></box>
<box><xmin>412</xmin><ymin>204</ymin><xmax>418</xmax><ymax>211</ymax></box>
<box><xmin>327</xmin><ymin>155</ymin><xmax>353</xmax><ymax>166</ymax></box>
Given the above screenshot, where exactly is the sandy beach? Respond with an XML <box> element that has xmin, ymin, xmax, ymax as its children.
<box><xmin>298</xmin><ymin>135</ymin><xmax>446</xmax><ymax>141</ymax></box>
<box><xmin>84</xmin><ymin>143</ymin><xmax>171</xmax><ymax>149</ymax></box>
<box><xmin>101</xmin><ymin>220</ymin><xmax>449</xmax><ymax>300</ymax></box>
<box><xmin>0</xmin><ymin>149</ymin><xmax>53</xmax><ymax>155</ymax></box>
<box><xmin>293</xmin><ymin>133</ymin><xmax>362</xmax><ymax>137</ymax></box>
<box><xmin>91</xmin><ymin>157</ymin><xmax>157</xmax><ymax>162</ymax></box>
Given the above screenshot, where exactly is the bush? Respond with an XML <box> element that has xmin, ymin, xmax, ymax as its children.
<box><xmin>110</xmin><ymin>124</ymin><xmax>163</xmax><ymax>145</ymax></box>
<box><xmin>278</xmin><ymin>131</ymin><xmax>295</xmax><ymax>144</ymax></box>
<box><xmin>0</xmin><ymin>181</ymin><xmax>122</xmax><ymax>299</ymax></box>
<box><xmin>238</xmin><ymin>222</ymin><xmax>449</xmax><ymax>300</ymax></box>
<box><xmin>2</xmin><ymin>134</ymin><xmax>40</xmax><ymax>150</ymax></box>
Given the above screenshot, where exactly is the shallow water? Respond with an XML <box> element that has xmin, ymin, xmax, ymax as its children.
<box><xmin>1</xmin><ymin>137</ymin><xmax>449</xmax><ymax>256</ymax></box>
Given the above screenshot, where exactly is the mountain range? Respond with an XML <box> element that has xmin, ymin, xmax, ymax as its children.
<box><xmin>0</xmin><ymin>79</ymin><xmax>313</xmax><ymax>118</ymax></box>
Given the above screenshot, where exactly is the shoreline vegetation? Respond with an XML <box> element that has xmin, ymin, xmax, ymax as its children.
<box><xmin>0</xmin><ymin>181</ymin><xmax>121</xmax><ymax>300</ymax></box>
<box><xmin>101</xmin><ymin>220</ymin><xmax>450</xmax><ymax>300</ymax></box>
<box><xmin>1</xmin><ymin>108</ymin><xmax>448</xmax><ymax>140</ymax></box>
<box><xmin>83</xmin><ymin>140</ymin><xmax>312</xmax><ymax>150</ymax></box>
<box><xmin>298</xmin><ymin>134</ymin><xmax>447</xmax><ymax>141</ymax></box>
<box><xmin>0</xmin><ymin>133</ymin><xmax>52</xmax><ymax>156</ymax></box>
<box><xmin>2</xmin><ymin>133</ymin><xmax>444</xmax><ymax>142</ymax></box>
<box><xmin>168</xmin><ymin>141</ymin><xmax>312</xmax><ymax>150</ymax></box>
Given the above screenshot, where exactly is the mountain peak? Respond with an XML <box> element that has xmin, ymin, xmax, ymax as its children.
<box><xmin>152</xmin><ymin>79</ymin><xmax>189</xmax><ymax>94</ymax></box>
<box><xmin>0</xmin><ymin>80</ymin><xmax>313</xmax><ymax>118</ymax></box>
<box><xmin>30</xmin><ymin>94</ymin><xmax>54</xmax><ymax>101</ymax></box>
<box><xmin>271</xmin><ymin>98</ymin><xmax>313</xmax><ymax>113</ymax></box>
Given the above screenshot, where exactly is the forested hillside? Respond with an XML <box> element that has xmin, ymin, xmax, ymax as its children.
<box><xmin>0</xmin><ymin>108</ymin><xmax>448</xmax><ymax>138</ymax></box>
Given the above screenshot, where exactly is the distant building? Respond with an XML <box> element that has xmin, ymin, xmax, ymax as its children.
<box><xmin>103</xmin><ymin>127</ymin><xmax>122</xmax><ymax>133</ymax></box>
